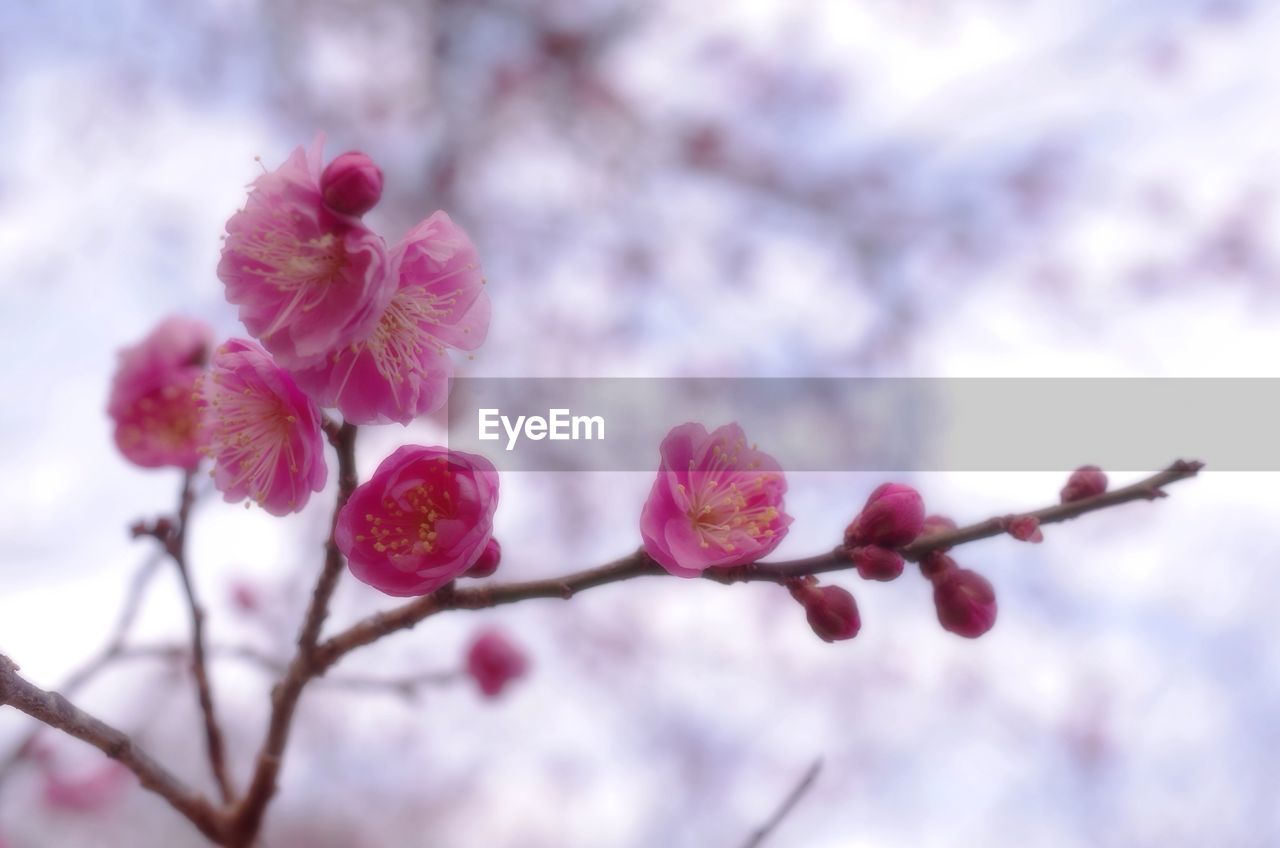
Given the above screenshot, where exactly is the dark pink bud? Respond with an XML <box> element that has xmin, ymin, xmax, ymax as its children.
<box><xmin>465</xmin><ymin>538</ymin><xmax>502</xmax><ymax>579</ymax></box>
<box><xmin>849</xmin><ymin>545</ymin><xmax>904</xmax><ymax>582</ymax></box>
<box><xmin>845</xmin><ymin>482</ymin><xmax>925</xmax><ymax>548</ymax></box>
<box><xmin>1006</xmin><ymin>516</ymin><xmax>1044</xmax><ymax>543</ymax></box>
<box><xmin>1060</xmin><ymin>465</ymin><xmax>1108</xmax><ymax>503</ymax></box>
<box><xmin>933</xmin><ymin>568</ymin><xmax>997</xmax><ymax>638</ymax></box>
<box><xmin>321</xmin><ymin>151</ymin><xmax>383</xmax><ymax>216</ymax></box>
<box><xmin>919</xmin><ymin>551</ymin><xmax>955</xmax><ymax>581</ymax></box>
<box><xmin>465</xmin><ymin>628</ymin><xmax>528</xmax><ymax>699</ymax></box>
<box><xmin>230</xmin><ymin>580</ymin><xmax>260</xmax><ymax>614</ymax></box>
<box><xmin>788</xmin><ymin>579</ymin><xmax>861</xmax><ymax>642</ymax></box>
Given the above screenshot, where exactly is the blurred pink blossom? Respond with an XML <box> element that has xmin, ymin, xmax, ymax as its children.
<box><xmin>107</xmin><ymin>315</ymin><xmax>213</xmax><ymax>470</ymax></box>
<box><xmin>218</xmin><ymin>138</ymin><xmax>393</xmax><ymax>369</ymax></box>
<box><xmin>466</xmin><ymin>628</ymin><xmax>529</xmax><ymax>698</ymax></box>
<box><xmin>41</xmin><ymin>762</ymin><xmax>130</xmax><ymax>813</ymax></box>
<box><xmin>291</xmin><ymin>212</ymin><xmax>489</xmax><ymax>424</ymax></box>
<box><xmin>196</xmin><ymin>339</ymin><xmax>327</xmax><ymax>516</ymax></box>
<box><xmin>337</xmin><ymin>446</ymin><xmax>499</xmax><ymax>596</ymax></box>
<box><xmin>640</xmin><ymin>422</ymin><xmax>791</xmax><ymax>577</ymax></box>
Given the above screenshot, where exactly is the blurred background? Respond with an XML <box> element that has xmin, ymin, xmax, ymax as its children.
<box><xmin>1</xmin><ymin>0</ymin><xmax>1278</xmax><ymax>845</ymax></box>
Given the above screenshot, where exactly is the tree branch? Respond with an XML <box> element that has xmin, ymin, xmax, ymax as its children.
<box><xmin>742</xmin><ymin>759</ymin><xmax>823</xmax><ymax>848</ymax></box>
<box><xmin>0</xmin><ymin>654</ymin><xmax>225</xmax><ymax>843</ymax></box>
<box><xmin>315</xmin><ymin>459</ymin><xmax>1203</xmax><ymax>671</ymax></box>
<box><xmin>226</xmin><ymin>419</ymin><xmax>359</xmax><ymax>846</ymax></box>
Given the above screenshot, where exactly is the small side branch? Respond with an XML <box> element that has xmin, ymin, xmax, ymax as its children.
<box><xmin>742</xmin><ymin>759</ymin><xmax>822</xmax><ymax>848</ymax></box>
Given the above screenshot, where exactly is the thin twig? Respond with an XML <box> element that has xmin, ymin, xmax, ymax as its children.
<box><xmin>316</xmin><ymin>460</ymin><xmax>1203</xmax><ymax>672</ymax></box>
<box><xmin>0</xmin><ymin>550</ymin><xmax>165</xmax><ymax>788</ymax></box>
<box><xmin>226</xmin><ymin>420</ymin><xmax>359</xmax><ymax>846</ymax></box>
<box><xmin>156</xmin><ymin>470</ymin><xmax>236</xmax><ymax>803</ymax></box>
<box><xmin>0</xmin><ymin>654</ymin><xmax>226</xmax><ymax>842</ymax></box>
<box><xmin>742</xmin><ymin>759</ymin><xmax>823</xmax><ymax>848</ymax></box>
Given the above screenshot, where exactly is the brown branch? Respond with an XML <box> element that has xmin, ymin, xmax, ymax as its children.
<box><xmin>742</xmin><ymin>759</ymin><xmax>823</xmax><ymax>848</ymax></box>
<box><xmin>0</xmin><ymin>550</ymin><xmax>166</xmax><ymax>787</ymax></box>
<box><xmin>0</xmin><ymin>654</ymin><xmax>226</xmax><ymax>842</ymax></box>
<box><xmin>315</xmin><ymin>459</ymin><xmax>1203</xmax><ymax>671</ymax></box>
<box><xmin>226</xmin><ymin>420</ymin><xmax>359</xmax><ymax>846</ymax></box>
<box><xmin>146</xmin><ymin>470</ymin><xmax>235</xmax><ymax>804</ymax></box>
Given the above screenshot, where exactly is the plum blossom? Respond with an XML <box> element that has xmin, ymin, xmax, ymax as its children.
<box><xmin>107</xmin><ymin>316</ymin><xmax>213</xmax><ymax>469</ymax></box>
<box><xmin>41</xmin><ymin>762</ymin><xmax>130</xmax><ymax>813</ymax></box>
<box><xmin>641</xmin><ymin>422</ymin><xmax>792</xmax><ymax>577</ymax></box>
<box><xmin>291</xmin><ymin>212</ymin><xmax>489</xmax><ymax>424</ymax></box>
<box><xmin>197</xmin><ymin>339</ymin><xmax>327</xmax><ymax>516</ymax></box>
<box><xmin>465</xmin><ymin>628</ymin><xmax>529</xmax><ymax>698</ymax></box>
<box><xmin>218</xmin><ymin>138</ymin><xmax>393</xmax><ymax>369</ymax></box>
<box><xmin>336</xmin><ymin>445</ymin><xmax>499</xmax><ymax>596</ymax></box>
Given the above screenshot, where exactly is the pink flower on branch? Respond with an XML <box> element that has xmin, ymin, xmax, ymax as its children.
<box><xmin>466</xmin><ymin>628</ymin><xmax>529</xmax><ymax>698</ymax></box>
<box><xmin>291</xmin><ymin>212</ymin><xmax>489</xmax><ymax>424</ymax></box>
<box><xmin>196</xmin><ymin>339</ymin><xmax>327</xmax><ymax>516</ymax></box>
<box><xmin>107</xmin><ymin>316</ymin><xmax>213</xmax><ymax>470</ymax></box>
<box><xmin>218</xmin><ymin>138</ymin><xmax>393</xmax><ymax>369</ymax></box>
<box><xmin>336</xmin><ymin>446</ymin><xmax>499</xmax><ymax>597</ymax></box>
<box><xmin>641</xmin><ymin>422</ymin><xmax>792</xmax><ymax>577</ymax></box>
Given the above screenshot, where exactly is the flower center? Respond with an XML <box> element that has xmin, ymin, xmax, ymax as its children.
<box><xmin>203</xmin><ymin>374</ymin><xmax>298</xmax><ymax>505</ymax></box>
<box><xmin>360</xmin><ymin>469</ymin><xmax>457</xmax><ymax>558</ymax></box>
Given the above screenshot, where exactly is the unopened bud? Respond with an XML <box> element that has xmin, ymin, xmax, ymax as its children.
<box><xmin>1060</xmin><ymin>465</ymin><xmax>1108</xmax><ymax>504</ymax></box>
<box><xmin>321</xmin><ymin>151</ymin><xmax>384</xmax><ymax>216</ymax></box>
<box><xmin>919</xmin><ymin>551</ymin><xmax>955</xmax><ymax>581</ymax></box>
<box><xmin>465</xmin><ymin>538</ymin><xmax>502</xmax><ymax>579</ymax></box>
<box><xmin>466</xmin><ymin>628</ymin><xmax>529</xmax><ymax>699</ymax></box>
<box><xmin>919</xmin><ymin>514</ymin><xmax>958</xmax><ymax>551</ymax></box>
<box><xmin>933</xmin><ymin>568</ymin><xmax>997</xmax><ymax>638</ymax></box>
<box><xmin>844</xmin><ymin>482</ymin><xmax>925</xmax><ymax>548</ymax></box>
<box><xmin>788</xmin><ymin>578</ymin><xmax>861</xmax><ymax>642</ymax></box>
<box><xmin>1005</xmin><ymin>515</ymin><xmax>1043</xmax><ymax>543</ymax></box>
<box><xmin>849</xmin><ymin>545</ymin><xmax>904</xmax><ymax>582</ymax></box>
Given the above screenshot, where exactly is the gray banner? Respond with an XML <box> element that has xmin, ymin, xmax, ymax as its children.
<box><xmin>435</xmin><ymin>378</ymin><xmax>1274</xmax><ymax>471</ymax></box>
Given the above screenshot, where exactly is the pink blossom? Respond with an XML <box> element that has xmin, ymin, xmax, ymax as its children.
<box><xmin>849</xmin><ymin>544</ymin><xmax>905</xmax><ymax>581</ymax></box>
<box><xmin>1060</xmin><ymin>465</ymin><xmax>1108</xmax><ymax>503</ymax></box>
<box><xmin>933</xmin><ymin>567</ymin><xmax>998</xmax><ymax>638</ymax></box>
<box><xmin>640</xmin><ymin>422</ymin><xmax>792</xmax><ymax>577</ymax></box>
<box><xmin>218</xmin><ymin>138</ymin><xmax>393</xmax><ymax>369</ymax></box>
<box><xmin>321</xmin><ymin>151</ymin><xmax>383</xmax><ymax>217</ymax></box>
<box><xmin>107</xmin><ymin>316</ymin><xmax>213</xmax><ymax>469</ymax></box>
<box><xmin>466</xmin><ymin>628</ymin><xmax>529</xmax><ymax>698</ymax></box>
<box><xmin>844</xmin><ymin>482</ymin><xmax>925</xmax><ymax>548</ymax></box>
<box><xmin>788</xmin><ymin>578</ymin><xmax>861</xmax><ymax>642</ymax></box>
<box><xmin>41</xmin><ymin>762</ymin><xmax>130</xmax><ymax>813</ymax></box>
<box><xmin>291</xmin><ymin>212</ymin><xmax>489</xmax><ymax>424</ymax></box>
<box><xmin>336</xmin><ymin>445</ymin><xmax>499</xmax><ymax>596</ymax></box>
<box><xmin>196</xmin><ymin>339</ymin><xmax>327</xmax><ymax>516</ymax></box>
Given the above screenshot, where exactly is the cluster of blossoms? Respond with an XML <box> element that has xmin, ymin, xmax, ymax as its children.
<box><xmin>108</xmin><ymin>139</ymin><xmax>1124</xmax><ymax>715</ymax></box>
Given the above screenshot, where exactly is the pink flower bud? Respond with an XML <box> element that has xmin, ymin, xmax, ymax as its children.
<box><xmin>933</xmin><ymin>568</ymin><xmax>997</xmax><ymax>638</ymax></box>
<box><xmin>919</xmin><ymin>514</ymin><xmax>958</xmax><ymax>551</ymax></box>
<box><xmin>919</xmin><ymin>551</ymin><xmax>955</xmax><ymax>581</ymax></box>
<box><xmin>41</xmin><ymin>763</ymin><xmax>129</xmax><ymax>813</ymax></box>
<box><xmin>321</xmin><ymin>151</ymin><xmax>383</xmax><ymax>216</ymax></box>
<box><xmin>1006</xmin><ymin>515</ymin><xmax>1044</xmax><ymax>543</ymax></box>
<box><xmin>788</xmin><ymin>578</ymin><xmax>861</xmax><ymax>642</ymax></box>
<box><xmin>465</xmin><ymin>538</ymin><xmax>502</xmax><ymax>579</ymax></box>
<box><xmin>230</xmin><ymin>580</ymin><xmax>260</xmax><ymax>614</ymax></box>
<box><xmin>845</xmin><ymin>482</ymin><xmax>925</xmax><ymax>548</ymax></box>
<box><xmin>466</xmin><ymin>629</ymin><xmax>529</xmax><ymax>699</ymax></box>
<box><xmin>1060</xmin><ymin>465</ymin><xmax>1108</xmax><ymax>503</ymax></box>
<box><xmin>849</xmin><ymin>545</ymin><xmax>904</xmax><ymax>582</ymax></box>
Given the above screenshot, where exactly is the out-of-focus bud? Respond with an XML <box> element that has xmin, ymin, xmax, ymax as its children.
<box><xmin>41</xmin><ymin>763</ymin><xmax>129</xmax><ymax>813</ymax></box>
<box><xmin>230</xmin><ymin>580</ymin><xmax>260</xmax><ymax>614</ymax></box>
<box><xmin>466</xmin><ymin>629</ymin><xmax>529</xmax><ymax>699</ymax></box>
<box><xmin>1006</xmin><ymin>515</ymin><xmax>1044</xmax><ymax>543</ymax></box>
<box><xmin>465</xmin><ymin>539</ymin><xmax>502</xmax><ymax>579</ymax></box>
<box><xmin>919</xmin><ymin>551</ymin><xmax>955</xmax><ymax>581</ymax></box>
<box><xmin>844</xmin><ymin>482</ymin><xmax>925</xmax><ymax>548</ymax></box>
<box><xmin>849</xmin><ymin>545</ymin><xmax>904</xmax><ymax>582</ymax></box>
<box><xmin>919</xmin><ymin>514</ymin><xmax>958</xmax><ymax>551</ymax></box>
<box><xmin>933</xmin><ymin>568</ymin><xmax>998</xmax><ymax>638</ymax></box>
<box><xmin>1060</xmin><ymin>465</ymin><xmax>1108</xmax><ymax>504</ymax></box>
<box><xmin>788</xmin><ymin>578</ymin><xmax>861</xmax><ymax>642</ymax></box>
<box><xmin>321</xmin><ymin>151</ymin><xmax>384</xmax><ymax>217</ymax></box>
